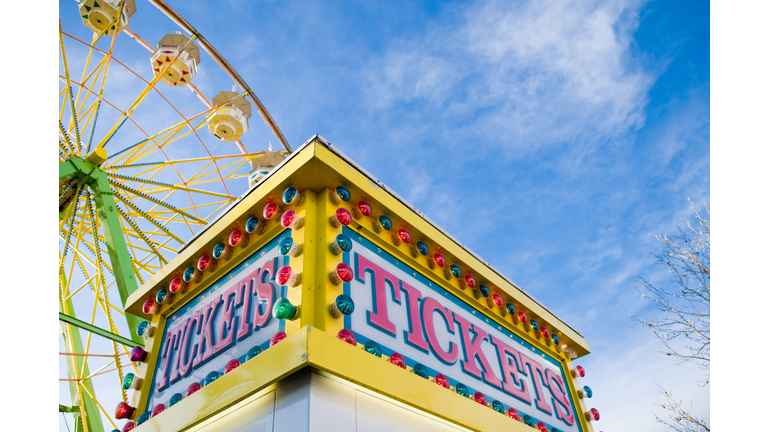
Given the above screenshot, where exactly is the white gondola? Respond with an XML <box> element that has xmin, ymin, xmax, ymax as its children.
<box><xmin>150</xmin><ymin>34</ymin><xmax>201</xmax><ymax>87</ymax></box>
<box><xmin>209</xmin><ymin>91</ymin><xmax>252</xmax><ymax>142</ymax></box>
<box><xmin>78</xmin><ymin>0</ymin><xmax>136</xmax><ymax>36</ymax></box>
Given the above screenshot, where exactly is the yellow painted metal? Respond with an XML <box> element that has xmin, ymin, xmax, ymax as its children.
<box><xmin>124</xmin><ymin>137</ymin><xmax>594</xmax><ymax>432</ymax></box>
<box><xmin>129</xmin><ymin>327</ymin><xmax>587</xmax><ymax>432</ymax></box>
<box><xmin>124</xmin><ymin>145</ymin><xmax>316</xmax><ymax>316</ymax></box>
<box><xmin>132</xmin><ymin>329</ymin><xmax>310</xmax><ymax>432</ymax></box>
<box><xmin>298</xmin><ymin>189</ymin><xmax>322</xmax><ymax>329</ymax></box>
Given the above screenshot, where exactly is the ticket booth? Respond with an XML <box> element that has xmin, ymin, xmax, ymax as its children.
<box><xmin>121</xmin><ymin>135</ymin><xmax>600</xmax><ymax>432</ymax></box>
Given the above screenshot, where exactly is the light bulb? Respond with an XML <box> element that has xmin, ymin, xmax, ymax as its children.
<box><xmin>263</xmin><ymin>202</ymin><xmax>283</xmax><ymax>220</ymax></box>
<box><xmin>412</xmin><ymin>363</ymin><xmax>429</xmax><ymax>379</ymax></box>
<box><xmin>168</xmin><ymin>277</ymin><xmax>186</xmax><ymax>294</ymax></box>
<box><xmin>280</xmin><ymin>210</ymin><xmax>303</xmax><ymax>229</ymax></box>
<box><xmin>392</xmin><ymin>228</ymin><xmax>411</xmax><ymax>246</ymax></box>
<box><xmin>282</xmin><ymin>187</ymin><xmax>304</xmax><ymax>206</ymax></box>
<box><xmin>142</xmin><ymin>299</ymin><xmax>159</xmax><ymax>315</ymax></box>
<box><xmin>278</xmin><ymin>236</ymin><xmax>301</xmax><ymax>257</ymax></box>
<box><xmin>329</xmin><ymin>263</ymin><xmax>354</xmax><ymax>285</ymax></box>
<box><xmin>229</xmin><ymin>228</ymin><xmax>248</xmax><ymax>248</ymax></box>
<box><xmin>329</xmin><ymin>294</ymin><xmax>355</xmax><ymax>318</ymax></box>
<box><xmin>129</xmin><ymin>346</ymin><xmax>148</xmax><ymax>362</ymax></box>
<box><xmin>354</xmin><ymin>201</ymin><xmax>372</xmax><ymax>219</ymax></box>
<box><xmin>329</xmin><ymin>234</ymin><xmax>353</xmax><ymax>255</ymax></box>
<box><xmin>204</xmin><ymin>371</ymin><xmax>219</xmax><ymax>386</ymax></box>
<box><xmin>197</xmin><ymin>254</ymin><xmax>215</xmax><ymax>272</ymax></box>
<box><xmin>186</xmin><ymin>382</ymin><xmax>201</xmax><ymax>396</ymax></box>
<box><xmin>270</xmin><ymin>331</ymin><xmax>287</xmax><ymax>346</ymax></box>
<box><xmin>224</xmin><ymin>358</ymin><xmax>240</xmax><ymax>374</ymax></box>
<box><xmin>245</xmin><ymin>216</ymin><xmax>264</xmax><ymax>235</ymax></box>
<box><xmin>435</xmin><ymin>373</ymin><xmax>450</xmax><ymax>388</ymax></box>
<box><xmin>389</xmin><ymin>352</ymin><xmax>406</xmax><ymax>369</ymax></box>
<box><xmin>277</xmin><ymin>265</ymin><xmax>300</xmax><ymax>287</ymax></box>
<box><xmin>182</xmin><ymin>266</ymin><xmax>200</xmax><ymax>283</ymax></box>
<box><xmin>329</xmin><ymin>208</ymin><xmax>352</xmax><ymax>228</ymax></box>
<box><xmin>373</xmin><ymin>215</ymin><xmax>392</xmax><ymax>233</ymax></box>
<box><xmin>151</xmin><ymin>404</ymin><xmax>166</xmax><ymax>417</ymax></box>
<box><xmin>585</xmin><ymin>408</ymin><xmax>600</xmax><ymax>421</ymax></box>
<box><xmin>364</xmin><ymin>340</ymin><xmax>382</xmax><ymax>357</ymax></box>
<box><xmin>272</xmin><ymin>298</ymin><xmax>299</xmax><ymax>320</ymax></box>
<box><xmin>212</xmin><ymin>242</ymin><xmax>232</xmax><ymax>261</ymax></box>
<box><xmin>337</xmin><ymin>329</ymin><xmax>357</xmax><ymax>345</ymax></box>
<box><xmin>246</xmin><ymin>345</ymin><xmax>263</xmax><ymax>361</ymax></box>
<box><xmin>114</xmin><ymin>402</ymin><xmax>135</xmax><ymax>420</ymax></box>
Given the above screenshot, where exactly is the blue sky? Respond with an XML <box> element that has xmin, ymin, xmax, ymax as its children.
<box><xmin>199</xmin><ymin>1</ymin><xmax>708</xmax><ymax>428</ymax></box>
<box><xmin>54</xmin><ymin>0</ymin><xmax>710</xmax><ymax>430</ymax></box>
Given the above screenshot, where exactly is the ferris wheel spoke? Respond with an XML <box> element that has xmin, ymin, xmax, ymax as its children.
<box><xmin>108</xmin><ymin>172</ymin><xmax>235</xmax><ymax>199</ymax></box>
<box><xmin>59</xmin><ymin>120</ymin><xmax>77</xmax><ymax>156</ymax></box>
<box><xmin>78</xmin><ymin>383</ymin><xmax>120</xmax><ymax>431</ymax></box>
<box><xmin>115</xmin><ymin>203</ymin><xmax>169</xmax><ymax>265</ymax></box>
<box><xmin>59</xmin><ymin>19</ymin><xmax>84</xmax><ymax>155</ymax></box>
<box><xmin>112</xmin><ymin>191</ymin><xmax>185</xmax><ymax>243</ymax></box>
<box><xmin>110</xmin><ymin>179</ymin><xmax>207</xmax><ymax>224</ymax></box>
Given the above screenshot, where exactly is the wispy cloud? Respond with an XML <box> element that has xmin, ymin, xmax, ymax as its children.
<box><xmin>364</xmin><ymin>0</ymin><xmax>653</xmax><ymax>155</ymax></box>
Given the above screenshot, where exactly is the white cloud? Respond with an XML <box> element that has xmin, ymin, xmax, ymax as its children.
<box><xmin>364</xmin><ymin>0</ymin><xmax>653</xmax><ymax>154</ymax></box>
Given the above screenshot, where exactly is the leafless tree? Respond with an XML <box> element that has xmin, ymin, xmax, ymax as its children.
<box><xmin>631</xmin><ymin>196</ymin><xmax>709</xmax><ymax>432</ymax></box>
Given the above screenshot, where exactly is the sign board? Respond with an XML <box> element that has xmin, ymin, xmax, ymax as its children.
<box><xmin>145</xmin><ymin>231</ymin><xmax>292</xmax><ymax>409</ymax></box>
<box><xmin>343</xmin><ymin>227</ymin><xmax>581</xmax><ymax>432</ymax></box>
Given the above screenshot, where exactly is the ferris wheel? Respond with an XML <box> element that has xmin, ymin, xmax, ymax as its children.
<box><xmin>58</xmin><ymin>1</ymin><xmax>290</xmax><ymax>430</ymax></box>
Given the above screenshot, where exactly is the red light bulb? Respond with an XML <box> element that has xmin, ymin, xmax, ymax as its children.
<box><xmin>329</xmin><ymin>208</ymin><xmax>352</xmax><ymax>228</ymax></box>
<box><xmin>541</xmin><ymin>327</ymin><xmax>551</xmax><ymax>339</ymax></box>
<box><xmin>197</xmin><ymin>254</ymin><xmax>214</xmax><ymax>272</ymax></box>
<box><xmin>586</xmin><ymin>408</ymin><xmax>600</xmax><ymax>421</ymax></box>
<box><xmin>389</xmin><ymin>352</ymin><xmax>406</xmax><ymax>369</ymax></box>
<box><xmin>151</xmin><ymin>404</ymin><xmax>166</xmax><ymax>417</ymax></box>
<box><xmin>492</xmin><ymin>293</ymin><xmax>503</xmax><ymax>307</ymax></box>
<box><xmin>330</xmin><ymin>263</ymin><xmax>354</xmax><ymax>285</ymax></box>
<box><xmin>464</xmin><ymin>274</ymin><xmax>476</xmax><ymax>288</ymax></box>
<box><xmin>393</xmin><ymin>228</ymin><xmax>411</xmax><ymax>246</ymax></box>
<box><xmin>263</xmin><ymin>202</ymin><xmax>282</xmax><ymax>220</ymax></box>
<box><xmin>122</xmin><ymin>422</ymin><xmax>135</xmax><ymax>432</ymax></box>
<box><xmin>281</xmin><ymin>210</ymin><xmax>303</xmax><ymax>229</ymax></box>
<box><xmin>337</xmin><ymin>329</ymin><xmax>357</xmax><ymax>345</ymax></box>
<box><xmin>277</xmin><ymin>265</ymin><xmax>300</xmax><ymax>286</ymax></box>
<box><xmin>142</xmin><ymin>299</ymin><xmax>159</xmax><ymax>315</ymax></box>
<box><xmin>270</xmin><ymin>331</ymin><xmax>287</xmax><ymax>346</ymax></box>
<box><xmin>225</xmin><ymin>358</ymin><xmax>240</xmax><ymax>374</ymax></box>
<box><xmin>507</xmin><ymin>408</ymin><xmax>521</xmax><ymax>420</ymax></box>
<box><xmin>354</xmin><ymin>201</ymin><xmax>372</xmax><ymax>219</ymax></box>
<box><xmin>186</xmin><ymin>382</ymin><xmax>201</xmax><ymax>396</ymax></box>
<box><xmin>168</xmin><ymin>277</ymin><xmax>186</xmax><ymax>294</ymax></box>
<box><xmin>518</xmin><ymin>310</ymin><xmax>529</xmax><ymax>324</ymax></box>
<box><xmin>435</xmin><ymin>373</ymin><xmax>450</xmax><ymax>388</ymax></box>
<box><xmin>474</xmin><ymin>392</ymin><xmax>487</xmax><ymax>405</ymax></box>
<box><xmin>572</xmin><ymin>365</ymin><xmax>585</xmax><ymax>378</ymax></box>
<box><xmin>229</xmin><ymin>229</ymin><xmax>247</xmax><ymax>247</ymax></box>
<box><xmin>536</xmin><ymin>421</ymin><xmax>548</xmax><ymax>431</ymax></box>
<box><xmin>114</xmin><ymin>402</ymin><xmax>135</xmax><ymax>420</ymax></box>
<box><xmin>434</xmin><ymin>253</ymin><xmax>445</xmax><ymax>267</ymax></box>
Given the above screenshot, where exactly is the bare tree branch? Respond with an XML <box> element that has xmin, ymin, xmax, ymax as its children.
<box><xmin>631</xmin><ymin>196</ymin><xmax>710</xmax><ymax>430</ymax></box>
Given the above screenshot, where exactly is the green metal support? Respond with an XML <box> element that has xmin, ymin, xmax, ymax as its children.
<box><xmin>59</xmin><ymin>312</ymin><xmax>143</xmax><ymax>349</ymax></box>
<box><xmin>59</xmin><ymin>157</ymin><xmax>143</xmax><ymax>345</ymax></box>
<box><xmin>60</xmin><ymin>155</ymin><xmax>146</xmax><ymax>431</ymax></box>
<box><xmin>60</xmin><ymin>271</ymin><xmax>104</xmax><ymax>432</ymax></box>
